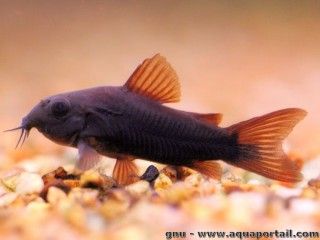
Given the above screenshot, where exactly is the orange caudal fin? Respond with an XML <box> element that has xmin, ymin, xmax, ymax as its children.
<box><xmin>225</xmin><ymin>108</ymin><xmax>307</xmax><ymax>183</ymax></box>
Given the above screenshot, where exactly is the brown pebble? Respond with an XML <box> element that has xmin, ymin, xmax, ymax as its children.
<box><xmin>308</xmin><ymin>178</ymin><xmax>320</xmax><ymax>188</ymax></box>
<box><xmin>63</xmin><ymin>179</ymin><xmax>81</xmax><ymax>189</ymax></box>
<box><xmin>160</xmin><ymin>166</ymin><xmax>177</xmax><ymax>182</ymax></box>
<box><xmin>80</xmin><ymin>171</ymin><xmax>116</xmax><ymax>190</ymax></box>
<box><xmin>40</xmin><ymin>179</ymin><xmax>70</xmax><ymax>201</ymax></box>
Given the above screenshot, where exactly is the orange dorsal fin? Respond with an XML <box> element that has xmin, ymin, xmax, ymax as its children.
<box><xmin>191</xmin><ymin>113</ymin><xmax>223</xmax><ymax>126</ymax></box>
<box><xmin>124</xmin><ymin>54</ymin><xmax>181</xmax><ymax>103</ymax></box>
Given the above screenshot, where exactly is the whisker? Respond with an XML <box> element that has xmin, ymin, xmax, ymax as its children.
<box><xmin>15</xmin><ymin>129</ymin><xmax>25</xmax><ymax>149</ymax></box>
<box><xmin>3</xmin><ymin>126</ymin><xmax>24</xmax><ymax>133</ymax></box>
<box><xmin>20</xmin><ymin>130</ymin><xmax>29</xmax><ymax>148</ymax></box>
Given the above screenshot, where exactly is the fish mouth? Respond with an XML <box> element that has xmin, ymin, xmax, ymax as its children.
<box><xmin>3</xmin><ymin>118</ymin><xmax>32</xmax><ymax>149</ymax></box>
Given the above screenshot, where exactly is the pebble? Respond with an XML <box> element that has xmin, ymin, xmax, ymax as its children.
<box><xmin>1</xmin><ymin>171</ymin><xmax>44</xmax><ymax>194</ymax></box>
<box><xmin>160</xmin><ymin>166</ymin><xmax>177</xmax><ymax>182</ymax></box>
<box><xmin>1</xmin><ymin>173</ymin><xmax>19</xmax><ymax>191</ymax></box>
<box><xmin>301</xmin><ymin>187</ymin><xmax>318</xmax><ymax>199</ymax></box>
<box><xmin>68</xmin><ymin>188</ymin><xmax>99</xmax><ymax>207</ymax></box>
<box><xmin>15</xmin><ymin>172</ymin><xmax>44</xmax><ymax>194</ymax></box>
<box><xmin>126</xmin><ymin>180</ymin><xmax>150</xmax><ymax>198</ymax></box>
<box><xmin>184</xmin><ymin>173</ymin><xmax>203</xmax><ymax>187</ymax></box>
<box><xmin>86</xmin><ymin>210</ymin><xmax>106</xmax><ymax>232</ymax></box>
<box><xmin>140</xmin><ymin>165</ymin><xmax>159</xmax><ymax>182</ymax></box>
<box><xmin>0</xmin><ymin>192</ymin><xmax>18</xmax><ymax>207</ymax></box>
<box><xmin>289</xmin><ymin>198</ymin><xmax>320</xmax><ymax>215</ymax></box>
<box><xmin>42</xmin><ymin>167</ymin><xmax>68</xmax><ymax>183</ymax></box>
<box><xmin>80</xmin><ymin>170</ymin><xmax>116</xmax><ymax>190</ymax></box>
<box><xmin>47</xmin><ymin>186</ymin><xmax>68</xmax><ymax>205</ymax></box>
<box><xmin>270</xmin><ymin>184</ymin><xmax>302</xmax><ymax>198</ymax></box>
<box><xmin>65</xmin><ymin>203</ymin><xmax>87</xmax><ymax>229</ymax></box>
<box><xmin>157</xmin><ymin>182</ymin><xmax>197</xmax><ymax>205</ymax></box>
<box><xmin>308</xmin><ymin>178</ymin><xmax>320</xmax><ymax>188</ymax></box>
<box><xmin>100</xmin><ymin>198</ymin><xmax>130</xmax><ymax>220</ymax></box>
<box><xmin>26</xmin><ymin>201</ymin><xmax>50</xmax><ymax>214</ymax></box>
<box><xmin>226</xmin><ymin>192</ymin><xmax>266</xmax><ymax>227</ymax></box>
<box><xmin>154</xmin><ymin>173</ymin><xmax>172</xmax><ymax>190</ymax></box>
<box><xmin>265</xmin><ymin>195</ymin><xmax>285</xmax><ymax>218</ymax></box>
<box><xmin>223</xmin><ymin>182</ymin><xmax>250</xmax><ymax>194</ymax></box>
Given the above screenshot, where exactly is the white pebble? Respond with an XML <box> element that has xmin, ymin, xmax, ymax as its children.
<box><xmin>0</xmin><ymin>192</ymin><xmax>18</xmax><ymax>207</ymax></box>
<box><xmin>47</xmin><ymin>187</ymin><xmax>67</xmax><ymax>205</ymax></box>
<box><xmin>271</xmin><ymin>185</ymin><xmax>302</xmax><ymax>198</ymax></box>
<box><xmin>126</xmin><ymin>180</ymin><xmax>150</xmax><ymax>197</ymax></box>
<box><xmin>290</xmin><ymin>198</ymin><xmax>320</xmax><ymax>215</ymax></box>
<box><xmin>15</xmin><ymin>172</ymin><xmax>44</xmax><ymax>194</ymax></box>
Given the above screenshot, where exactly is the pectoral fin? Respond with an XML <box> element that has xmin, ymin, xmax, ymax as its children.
<box><xmin>112</xmin><ymin>157</ymin><xmax>139</xmax><ymax>186</ymax></box>
<box><xmin>76</xmin><ymin>141</ymin><xmax>101</xmax><ymax>171</ymax></box>
<box><xmin>124</xmin><ymin>54</ymin><xmax>181</xmax><ymax>103</ymax></box>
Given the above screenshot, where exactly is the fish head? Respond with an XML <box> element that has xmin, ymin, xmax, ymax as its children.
<box><xmin>20</xmin><ymin>93</ymin><xmax>86</xmax><ymax>146</ymax></box>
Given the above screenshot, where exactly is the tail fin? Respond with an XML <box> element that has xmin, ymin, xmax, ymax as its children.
<box><xmin>225</xmin><ymin>108</ymin><xmax>307</xmax><ymax>183</ymax></box>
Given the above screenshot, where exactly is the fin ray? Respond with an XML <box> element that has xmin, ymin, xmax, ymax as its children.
<box><xmin>124</xmin><ymin>54</ymin><xmax>181</xmax><ymax>103</ymax></box>
<box><xmin>192</xmin><ymin>113</ymin><xmax>223</xmax><ymax>126</ymax></box>
<box><xmin>225</xmin><ymin>108</ymin><xmax>307</xmax><ymax>183</ymax></box>
<box><xmin>182</xmin><ymin>111</ymin><xmax>223</xmax><ymax>126</ymax></box>
<box><xmin>76</xmin><ymin>141</ymin><xmax>101</xmax><ymax>171</ymax></box>
<box><xmin>189</xmin><ymin>161</ymin><xmax>222</xmax><ymax>180</ymax></box>
<box><xmin>112</xmin><ymin>157</ymin><xmax>139</xmax><ymax>186</ymax></box>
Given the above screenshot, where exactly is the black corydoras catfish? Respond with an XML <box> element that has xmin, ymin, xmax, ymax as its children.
<box><xmin>8</xmin><ymin>54</ymin><xmax>307</xmax><ymax>185</ymax></box>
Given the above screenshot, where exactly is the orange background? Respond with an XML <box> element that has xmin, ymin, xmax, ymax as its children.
<box><xmin>1</xmin><ymin>1</ymin><xmax>319</xmax><ymax>158</ymax></box>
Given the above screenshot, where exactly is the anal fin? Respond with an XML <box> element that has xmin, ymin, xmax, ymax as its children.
<box><xmin>113</xmin><ymin>157</ymin><xmax>139</xmax><ymax>186</ymax></box>
<box><xmin>189</xmin><ymin>161</ymin><xmax>222</xmax><ymax>180</ymax></box>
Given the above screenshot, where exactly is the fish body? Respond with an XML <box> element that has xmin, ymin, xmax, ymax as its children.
<box><xmin>11</xmin><ymin>54</ymin><xmax>307</xmax><ymax>185</ymax></box>
<box><xmin>77</xmin><ymin>87</ymin><xmax>233</xmax><ymax>164</ymax></box>
<box><xmin>33</xmin><ymin>86</ymin><xmax>232</xmax><ymax>163</ymax></box>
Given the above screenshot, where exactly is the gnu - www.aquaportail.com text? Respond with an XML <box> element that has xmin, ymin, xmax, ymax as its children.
<box><xmin>165</xmin><ymin>230</ymin><xmax>319</xmax><ymax>239</ymax></box>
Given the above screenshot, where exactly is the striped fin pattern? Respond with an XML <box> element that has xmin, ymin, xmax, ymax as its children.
<box><xmin>226</xmin><ymin>108</ymin><xmax>307</xmax><ymax>183</ymax></box>
<box><xmin>112</xmin><ymin>157</ymin><xmax>139</xmax><ymax>186</ymax></box>
<box><xmin>124</xmin><ymin>54</ymin><xmax>181</xmax><ymax>103</ymax></box>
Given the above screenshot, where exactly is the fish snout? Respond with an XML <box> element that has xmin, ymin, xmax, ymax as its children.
<box><xmin>21</xmin><ymin>115</ymin><xmax>36</xmax><ymax>131</ymax></box>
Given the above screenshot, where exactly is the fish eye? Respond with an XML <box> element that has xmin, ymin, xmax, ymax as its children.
<box><xmin>51</xmin><ymin>100</ymin><xmax>70</xmax><ymax>117</ymax></box>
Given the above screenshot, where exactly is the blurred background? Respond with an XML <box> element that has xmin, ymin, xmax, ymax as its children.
<box><xmin>1</xmin><ymin>2</ymin><xmax>320</xmax><ymax>239</ymax></box>
<box><xmin>0</xmin><ymin>0</ymin><xmax>319</xmax><ymax>163</ymax></box>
